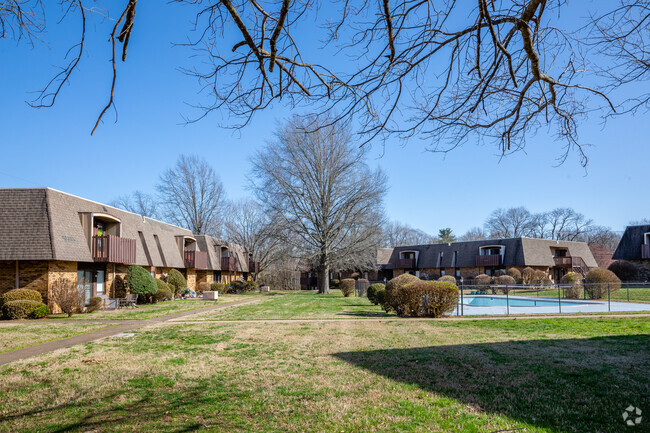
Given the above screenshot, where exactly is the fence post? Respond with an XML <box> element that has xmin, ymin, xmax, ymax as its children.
<box><xmin>558</xmin><ymin>284</ymin><xmax>562</xmax><ymax>314</ymax></box>
<box><xmin>627</xmin><ymin>284</ymin><xmax>630</xmax><ymax>302</ymax></box>
<box><xmin>460</xmin><ymin>283</ymin><xmax>464</xmax><ymax>316</ymax></box>
<box><xmin>608</xmin><ymin>283</ymin><xmax>611</xmax><ymax>312</ymax></box>
<box><xmin>506</xmin><ymin>285</ymin><xmax>509</xmax><ymax>315</ymax></box>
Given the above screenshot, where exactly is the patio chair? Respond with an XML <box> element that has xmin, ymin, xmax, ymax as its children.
<box><xmin>98</xmin><ymin>294</ymin><xmax>117</xmax><ymax>310</ymax></box>
<box><xmin>124</xmin><ymin>294</ymin><xmax>138</xmax><ymax>308</ymax></box>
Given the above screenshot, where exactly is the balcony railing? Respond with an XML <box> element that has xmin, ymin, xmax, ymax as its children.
<box><xmin>395</xmin><ymin>258</ymin><xmax>416</xmax><ymax>269</ymax></box>
<box><xmin>185</xmin><ymin>250</ymin><xmax>208</xmax><ymax>269</ymax></box>
<box><xmin>221</xmin><ymin>256</ymin><xmax>238</xmax><ymax>271</ymax></box>
<box><xmin>553</xmin><ymin>256</ymin><xmax>587</xmax><ymax>268</ymax></box>
<box><xmin>92</xmin><ymin>235</ymin><xmax>136</xmax><ymax>264</ymax></box>
<box><xmin>248</xmin><ymin>260</ymin><xmax>260</xmax><ymax>273</ymax></box>
<box><xmin>642</xmin><ymin>244</ymin><xmax>650</xmax><ymax>259</ymax></box>
<box><xmin>476</xmin><ymin>254</ymin><xmax>502</xmax><ymax>267</ymax></box>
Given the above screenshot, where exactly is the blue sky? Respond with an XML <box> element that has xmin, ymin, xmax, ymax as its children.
<box><xmin>0</xmin><ymin>2</ymin><xmax>647</xmax><ymax>236</ymax></box>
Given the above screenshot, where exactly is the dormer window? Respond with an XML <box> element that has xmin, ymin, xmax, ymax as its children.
<box><xmin>400</xmin><ymin>251</ymin><xmax>415</xmax><ymax>260</ymax></box>
<box><xmin>645</xmin><ymin>233</ymin><xmax>650</xmax><ymax>245</ymax></box>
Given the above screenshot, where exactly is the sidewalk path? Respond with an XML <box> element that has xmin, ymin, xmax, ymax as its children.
<box><xmin>0</xmin><ymin>297</ymin><xmax>264</xmax><ymax>366</ymax></box>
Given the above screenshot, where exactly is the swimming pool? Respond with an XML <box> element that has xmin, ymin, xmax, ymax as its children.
<box><xmin>454</xmin><ymin>295</ymin><xmax>650</xmax><ymax>316</ymax></box>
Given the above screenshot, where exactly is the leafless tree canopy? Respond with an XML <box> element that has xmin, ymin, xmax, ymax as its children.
<box><xmin>251</xmin><ymin>115</ymin><xmax>388</xmax><ymax>293</ymax></box>
<box><xmin>111</xmin><ymin>191</ymin><xmax>159</xmax><ymax>219</ymax></box>
<box><xmin>383</xmin><ymin>221</ymin><xmax>437</xmax><ymax>247</ymax></box>
<box><xmin>4</xmin><ymin>1</ymin><xmax>650</xmax><ymax>162</ymax></box>
<box><xmin>459</xmin><ymin>226</ymin><xmax>487</xmax><ymax>241</ymax></box>
<box><xmin>156</xmin><ymin>154</ymin><xmax>226</xmax><ymax>236</ymax></box>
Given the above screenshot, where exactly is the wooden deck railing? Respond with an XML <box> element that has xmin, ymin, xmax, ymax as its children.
<box><xmin>475</xmin><ymin>254</ymin><xmax>502</xmax><ymax>267</ymax></box>
<box><xmin>185</xmin><ymin>250</ymin><xmax>208</xmax><ymax>269</ymax></box>
<box><xmin>221</xmin><ymin>256</ymin><xmax>238</xmax><ymax>271</ymax></box>
<box><xmin>553</xmin><ymin>256</ymin><xmax>587</xmax><ymax>269</ymax></box>
<box><xmin>395</xmin><ymin>258</ymin><xmax>416</xmax><ymax>269</ymax></box>
<box><xmin>92</xmin><ymin>235</ymin><xmax>136</xmax><ymax>264</ymax></box>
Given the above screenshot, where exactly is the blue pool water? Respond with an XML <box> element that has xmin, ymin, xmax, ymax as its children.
<box><xmin>464</xmin><ymin>296</ymin><xmax>587</xmax><ymax>307</ymax></box>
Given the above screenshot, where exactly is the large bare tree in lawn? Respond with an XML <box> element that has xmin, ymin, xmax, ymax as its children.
<box><xmin>251</xmin><ymin>116</ymin><xmax>387</xmax><ymax>294</ymax></box>
<box><xmin>157</xmin><ymin>155</ymin><xmax>226</xmax><ymax>236</ymax></box>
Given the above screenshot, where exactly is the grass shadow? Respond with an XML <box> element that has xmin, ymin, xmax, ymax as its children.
<box><xmin>334</xmin><ymin>334</ymin><xmax>650</xmax><ymax>433</ymax></box>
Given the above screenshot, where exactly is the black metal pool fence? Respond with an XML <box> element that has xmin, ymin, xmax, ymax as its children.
<box><xmin>452</xmin><ymin>282</ymin><xmax>650</xmax><ymax>316</ymax></box>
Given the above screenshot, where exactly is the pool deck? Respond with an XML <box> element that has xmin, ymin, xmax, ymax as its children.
<box><xmin>453</xmin><ymin>295</ymin><xmax>650</xmax><ymax>316</ymax></box>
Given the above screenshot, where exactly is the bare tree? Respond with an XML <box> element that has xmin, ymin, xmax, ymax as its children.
<box><xmin>223</xmin><ymin>199</ymin><xmax>282</xmax><ymax>280</ymax></box>
<box><xmin>383</xmin><ymin>221</ymin><xmax>437</xmax><ymax>247</ymax></box>
<box><xmin>459</xmin><ymin>227</ymin><xmax>487</xmax><ymax>241</ymax></box>
<box><xmin>544</xmin><ymin>208</ymin><xmax>593</xmax><ymax>241</ymax></box>
<box><xmin>6</xmin><ymin>2</ymin><xmax>648</xmax><ymax>163</ymax></box>
<box><xmin>111</xmin><ymin>191</ymin><xmax>159</xmax><ymax>219</ymax></box>
<box><xmin>156</xmin><ymin>154</ymin><xmax>226</xmax><ymax>236</ymax></box>
<box><xmin>582</xmin><ymin>225</ymin><xmax>622</xmax><ymax>250</ymax></box>
<box><xmin>251</xmin><ymin>115</ymin><xmax>388</xmax><ymax>294</ymax></box>
<box><xmin>485</xmin><ymin>207</ymin><xmax>533</xmax><ymax>238</ymax></box>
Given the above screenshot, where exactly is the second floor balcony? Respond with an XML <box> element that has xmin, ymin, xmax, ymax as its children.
<box><xmin>395</xmin><ymin>258</ymin><xmax>416</xmax><ymax>269</ymax></box>
<box><xmin>476</xmin><ymin>254</ymin><xmax>502</xmax><ymax>267</ymax></box>
<box><xmin>221</xmin><ymin>256</ymin><xmax>238</xmax><ymax>271</ymax></box>
<box><xmin>184</xmin><ymin>250</ymin><xmax>208</xmax><ymax>269</ymax></box>
<box><xmin>92</xmin><ymin>235</ymin><xmax>136</xmax><ymax>264</ymax></box>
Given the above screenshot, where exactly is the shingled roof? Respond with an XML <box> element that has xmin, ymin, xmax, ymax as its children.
<box><xmin>612</xmin><ymin>225</ymin><xmax>650</xmax><ymax>260</ymax></box>
<box><xmin>382</xmin><ymin>237</ymin><xmax>598</xmax><ymax>269</ymax></box>
<box><xmin>0</xmin><ymin>189</ymin><xmax>54</xmax><ymax>260</ymax></box>
<box><xmin>196</xmin><ymin>235</ymin><xmax>252</xmax><ymax>272</ymax></box>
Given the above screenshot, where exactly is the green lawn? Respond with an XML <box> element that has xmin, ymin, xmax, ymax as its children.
<box><xmin>177</xmin><ymin>289</ymin><xmax>392</xmax><ymax>321</ymax></box>
<box><xmin>0</xmin><ymin>291</ymin><xmax>648</xmax><ymax>432</ymax></box>
<box><xmin>48</xmin><ymin>293</ymin><xmax>272</xmax><ymax>321</ymax></box>
<box><xmin>0</xmin><ymin>322</ymin><xmax>114</xmax><ymax>353</ymax></box>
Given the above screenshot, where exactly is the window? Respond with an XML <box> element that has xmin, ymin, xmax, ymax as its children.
<box><xmin>451</xmin><ymin>251</ymin><xmax>458</xmax><ymax>267</ymax></box>
<box><xmin>554</xmin><ymin>249</ymin><xmax>568</xmax><ymax>257</ymax></box>
<box><xmin>645</xmin><ymin>233</ymin><xmax>650</xmax><ymax>244</ymax></box>
<box><xmin>440</xmin><ymin>269</ymin><xmax>445</xmax><ymax>276</ymax></box>
<box><xmin>437</xmin><ymin>251</ymin><xmax>444</xmax><ymax>267</ymax></box>
<box><xmin>455</xmin><ymin>268</ymin><xmax>460</xmax><ymax>278</ymax></box>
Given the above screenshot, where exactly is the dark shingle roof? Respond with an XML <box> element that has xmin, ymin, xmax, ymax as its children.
<box><xmin>612</xmin><ymin>225</ymin><xmax>650</xmax><ymax>260</ymax></box>
<box><xmin>0</xmin><ymin>189</ymin><xmax>54</xmax><ymax>260</ymax></box>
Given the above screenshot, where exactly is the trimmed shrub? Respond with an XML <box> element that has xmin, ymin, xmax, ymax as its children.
<box><xmin>87</xmin><ymin>297</ymin><xmax>103</xmax><ymax>313</ymax></box>
<box><xmin>473</xmin><ymin>274</ymin><xmax>491</xmax><ymax>288</ymax></box>
<box><xmin>384</xmin><ymin>278</ymin><xmax>458</xmax><ymax>317</ymax></box>
<box><xmin>608</xmin><ymin>261</ymin><xmax>638</xmax><ymax>282</ymax></box>
<box><xmin>332</xmin><ymin>279</ymin><xmax>340</xmax><ymax>287</ymax></box>
<box><xmin>244</xmin><ymin>280</ymin><xmax>259</xmax><ymax>292</ymax></box>
<box><xmin>532</xmin><ymin>270</ymin><xmax>549</xmax><ymax>287</ymax></box>
<box><xmin>506</xmin><ymin>268</ymin><xmax>522</xmax><ymax>284</ymax></box>
<box><xmin>31</xmin><ymin>304</ymin><xmax>50</xmax><ymax>319</ymax></box>
<box><xmin>494</xmin><ymin>275</ymin><xmax>516</xmax><ymax>294</ymax></box>
<box><xmin>2</xmin><ymin>300</ymin><xmax>43</xmax><ymax>320</ymax></box>
<box><xmin>196</xmin><ymin>282</ymin><xmax>210</xmax><ymax>295</ymax></box>
<box><xmin>521</xmin><ymin>267</ymin><xmax>536</xmax><ymax>285</ymax></box>
<box><xmin>126</xmin><ymin>265</ymin><xmax>157</xmax><ymax>302</ymax></box>
<box><xmin>438</xmin><ymin>275</ymin><xmax>457</xmax><ymax>284</ymax></box>
<box><xmin>367</xmin><ymin>283</ymin><xmax>385</xmax><ymax>304</ymax></box>
<box><xmin>339</xmin><ymin>279</ymin><xmax>355</xmax><ymax>297</ymax></box>
<box><xmin>154</xmin><ymin>279</ymin><xmax>172</xmax><ymax>302</ymax></box>
<box><xmin>585</xmin><ymin>268</ymin><xmax>621</xmax><ymax>299</ymax></box>
<box><xmin>230</xmin><ymin>280</ymin><xmax>245</xmax><ymax>293</ymax></box>
<box><xmin>166</xmin><ymin>269</ymin><xmax>187</xmax><ymax>295</ymax></box>
<box><xmin>375</xmin><ymin>288</ymin><xmax>388</xmax><ymax>310</ymax></box>
<box><xmin>560</xmin><ymin>272</ymin><xmax>583</xmax><ymax>299</ymax></box>
<box><xmin>0</xmin><ymin>289</ymin><xmax>42</xmax><ymax>309</ymax></box>
<box><xmin>210</xmin><ymin>282</ymin><xmax>227</xmax><ymax>293</ymax></box>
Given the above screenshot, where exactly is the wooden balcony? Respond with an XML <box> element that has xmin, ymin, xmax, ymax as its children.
<box><xmin>642</xmin><ymin>244</ymin><xmax>650</xmax><ymax>259</ymax></box>
<box><xmin>92</xmin><ymin>235</ymin><xmax>136</xmax><ymax>264</ymax></box>
<box><xmin>395</xmin><ymin>258</ymin><xmax>416</xmax><ymax>269</ymax></box>
<box><xmin>185</xmin><ymin>250</ymin><xmax>208</xmax><ymax>269</ymax></box>
<box><xmin>553</xmin><ymin>256</ymin><xmax>586</xmax><ymax>268</ymax></box>
<box><xmin>221</xmin><ymin>256</ymin><xmax>238</xmax><ymax>271</ymax></box>
<box><xmin>248</xmin><ymin>260</ymin><xmax>260</xmax><ymax>273</ymax></box>
<box><xmin>476</xmin><ymin>254</ymin><xmax>502</xmax><ymax>267</ymax></box>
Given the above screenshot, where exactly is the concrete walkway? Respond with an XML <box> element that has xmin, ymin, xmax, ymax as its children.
<box><xmin>0</xmin><ymin>297</ymin><xmax>264</xmax><ymax>366</ymax></box>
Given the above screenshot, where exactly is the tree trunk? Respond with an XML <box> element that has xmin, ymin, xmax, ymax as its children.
<box><xmin>319</xmin><ymin>264</ymin><xmax>330</xmax><ymax>294</ymax></box>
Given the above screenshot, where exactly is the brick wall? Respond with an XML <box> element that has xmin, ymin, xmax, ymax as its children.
<box><xmin>18</xmin><ymin>261</ymin><xmax>49</xmax><ymax>302</ymax></box>
<box><xmin>186</xmin><ymin>268</ymin><xmax>196</xmax><ymax>290</ymax></box>
<box><xmin>196</xmin><ymin>270</ymin><xmax>213</xmax><ymax>286</ymax></box>
<box><xmin>0</xmin><ymin>261</ymin><xmax>16</xmax><ymax>294</ymax></box>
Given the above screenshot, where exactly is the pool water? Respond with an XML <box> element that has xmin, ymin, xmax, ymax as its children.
<box><xmin>464</xmin><ymin>296</ymin><xmax>588</xmax><ymax>307</ymax></box>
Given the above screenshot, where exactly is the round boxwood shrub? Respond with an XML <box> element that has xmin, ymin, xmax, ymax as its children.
<box><xmin>126</xmin><ymin>265</ymin><xmax>157</xmax><ymax>301</ymax></box>
<box><xmin>166</xmin><ymin>269</ymin><xmax>187</xmax><ymax>295</ymax></box>
<box><xmin>31</xmin><ymin>304</ymin><xmax>50</xmax><ymax>319</ymax></box>
<box><xmin>521</xmin><ymin>267</ymin><xmax>536</xmax><ymax>285</ymax></box>
<box><xmin>494</xmin><ymin>275</ymin><xmax>516</xmax><ymax>294</ymax></box>
<box><xmin>585</xmin><ymin>268</ymin><xmax>621</xmax><ymax>299</ymax></box>
<box><xmin>331</xmin><ymin>279</ymin><xmax>340</xmax><ymax>287</ymax></box>
<box><xmin>367</xmin><ymin>283</ymin><xmax>385</xmax><ymax>305</ymax></box>
<box><xmin>532</xmin><ymin>270</ymin><xmax>549</xmax><ymax>287</ymax></box>
<box><xmin>506</xmin><ymin>268</ymin><xmax>522</xmax><ymax>284</ymax></box>
<box><xmin>2</xmin><ymin>300</ymin><xmax>44</xmax><ymax>320</ymax></box>
<box><xmin>210</xmin><ymin>282</ymin><xmax>227</xmax><ymax>293</ymax></box>
<box><xmin>154</xmin><ymin>279</ymin><xmax>172</xmax><ymax>302</ymax></box>
<box><xmin>438</xmin><ymin>275</ymin><xmax>457</xmax><ymax>285</ymax></box>
<box><xmin>608</xmin><ymin>261</ymin><xmax>638</xmax><ymax>282</ymax></box>
<box><xmin>473</xmin><ymin>274</ymin><xmax>491</xmax><ymax>288</ymax></box>
<box><xmin>0</xmin><ymin>289</ymin><xmax>42</xmax><ymax>309</ymax></box>
<box><xmin>560</xmin><ymin>272</ymin><xmax>583</xmax><ymax>299</ymax></box>
<box><xmin>339</xmin><ymin>279</ymin><xmax>355</xmax><ymax>297</ymax></box>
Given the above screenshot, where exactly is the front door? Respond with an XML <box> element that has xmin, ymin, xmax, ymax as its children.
<box><xmin>96</xmin><ymin>270</ymin><xmax>105</xmax><ymax>296</ymax></box>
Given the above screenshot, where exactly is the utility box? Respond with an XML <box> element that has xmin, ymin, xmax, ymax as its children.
<box><xmin>203</xmin><ymin>291</ymin><xmax>219</xmax><ymax>300</ymax></box>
